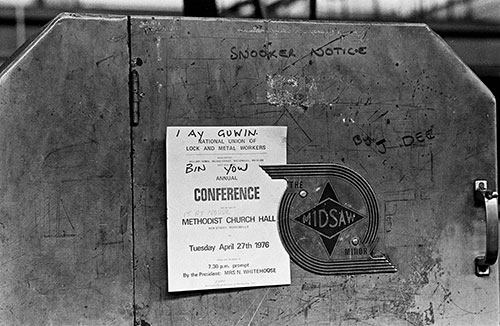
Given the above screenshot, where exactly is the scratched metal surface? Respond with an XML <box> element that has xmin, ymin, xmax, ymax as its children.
<box><xmin>131</xmin><ymin>17</ymin><xmax>498</xmax><ymax>325</ymax></box>
<box><xmin>0</xmin><ymin>14</ymin><xmax>133</xmax><ymax>325</ymax></box>
<box><xmin>0</xmin><ymin>14</ymin><xmax>497</xmax><ymax>326</ymax></box>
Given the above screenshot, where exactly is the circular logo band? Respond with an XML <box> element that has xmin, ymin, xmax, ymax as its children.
<box><xmin>261</xmin><ymin>164</ymin><xmax>396</xmax><ymax>275</ymax></box>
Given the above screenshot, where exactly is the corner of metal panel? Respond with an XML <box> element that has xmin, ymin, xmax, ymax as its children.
<box><xmin>0</xmin><ymin>13</ymin><xmax>67</xmax><ymax>80</ymax></box>
<box><xmin>424</xmin><ymin>23</ymin><xmax>496</xmax><ymax>105</ymax></box>
<box><xmin>0</xmin><ymin>12</ymin><xmax>127</xmax><ymax>81</ymax></box>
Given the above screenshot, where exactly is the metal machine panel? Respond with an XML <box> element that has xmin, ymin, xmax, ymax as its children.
<box><xmin>0</xmin><ymin>14</ymin><xmax>133</xmax><ymax>325</ymax></box>
<box><xmin>130</xmin><ymin>17</ymin><xmax>498</xmax><ymax>326</ymax></box>
<box><xmin>0</xmin><ymin>14</ymin><xmax>497</xmax><ymax>326</ymax></box>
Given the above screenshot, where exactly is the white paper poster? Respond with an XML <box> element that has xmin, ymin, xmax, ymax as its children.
<box><xmin>166</xmin><ymin>126</ymin><xmax>290</xmax><ymax>292</ymax></box>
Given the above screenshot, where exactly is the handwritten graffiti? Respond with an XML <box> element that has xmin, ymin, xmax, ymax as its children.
<box><xmin>353</xmin><ymin>126</ymin><xmax>435</xmax><ymax>155</ymax></box>
<box><xmin>224</xmin><ymin>163</ymin><xmax>248</xmax><ymax>175</ymax></box>
<box><xmin>311</xmin><ymin>46</ymin><xmax>367</xmax><ymax>57</ymax></box>
<box><xmin>353</xmin><ymin>134</ymin><xmax>387</xmax><ymax>154</ymax></box>
<box><xmin>401</xmin><ymin>127</ymin><xmax>435</xmax><ymax>147</ymax></box>
<box><xmin>186</xmin><ymin>163</ymin><xmax>206</xmax><ymax>174</ymax></box>
<box><xmin>230</xmin><ymin>42</ymin><xmax>296</xmax><ymax>60</ymax></box>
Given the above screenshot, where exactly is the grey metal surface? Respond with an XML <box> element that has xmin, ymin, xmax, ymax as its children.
<box><xmin>130</xmin><ymin>17</ymin><xmax>498</xmax><ymax>326</ymax></box>
<box><xmin>0</xmin><ymin>14</ymin><xmax>132</xmax><ymax>325</ymax></box>
<box><xmin>0</xmin><ymin>13</ymin><xmax>497</xmax><ymax>326</ymax></box>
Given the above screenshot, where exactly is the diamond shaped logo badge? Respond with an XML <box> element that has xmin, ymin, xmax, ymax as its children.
<box><xmin>293</xmin><ymin>182</ymin><xmax>367</xmax><ymax>256</ymax></box>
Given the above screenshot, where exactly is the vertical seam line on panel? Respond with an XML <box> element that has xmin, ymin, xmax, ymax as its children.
<box><xmin>127</xmin><ymin>15</ymin><xmax>137</xmax><ymax>326</ymax></box>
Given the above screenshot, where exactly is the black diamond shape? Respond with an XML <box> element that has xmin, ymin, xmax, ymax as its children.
<box><xmin>293</xmin><ymin>182</ymin><xmax>367</xmax><ymax>256</ymax></box>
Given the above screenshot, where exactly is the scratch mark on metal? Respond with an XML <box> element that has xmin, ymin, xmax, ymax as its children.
<box><xmin>465</xmin><ymin>149</ymin><xmax>489</xmax><ymax>161</ymax></box>
<box><xmin>60</xmin><ymin>198</ymin><xmax>75</xmax><ymax>230</ymax></box>
<box><xmin>283</xmin><ymin>107</ymin><xmax>313</xmax><ymax>142</ymax></box>
<box><xmin>0</xmin><ymin>281</ymin><xmax>21</xmax><ymax>289</ymax></box>
<box><xmin>367</xmin><ymin>109</ymin><xmax>380</xmax><ymax>121</ymax></box>
<box><xmin>372</xmin><ymin>110</ymin><xmax>389</xmax><ymax>122</ymax></box>
<box><xmin>282</xmin><ymin>31</ymin><xmax>355</xmax><ymax>72</ymax></box>
<box><xmin>1</xmin><ymin>253</ymin><xmax>27</xmax><ymax>265</ymax></box>
<box><xmin>235</xmin><ymin>290</ymin><xmax>267</xmax><ymax>326</ymax></box>
<box><xmin>95</xmin><ymin>55</ymin><xmax>115</xmax><ymax>66</ymax></box>
<box><xmin>448</xmin><ymin>297</ymin><xmax>485</xmax><ymax>315</ymax></box>
<box><xmin>246</xmin><ymin>288</ymin><xmax>270</xmax><ymax>326</ymax></box>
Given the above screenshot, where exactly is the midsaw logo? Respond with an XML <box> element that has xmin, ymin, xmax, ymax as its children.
<box><xmin>293</xmin><ymin>182</ymin><xmax>366</xmax><ymax>256</ymax></box>
<box><xmin>261</xmin><ymin>164</ymin><xmax>397</xmax><ymax>275</ymax></box>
